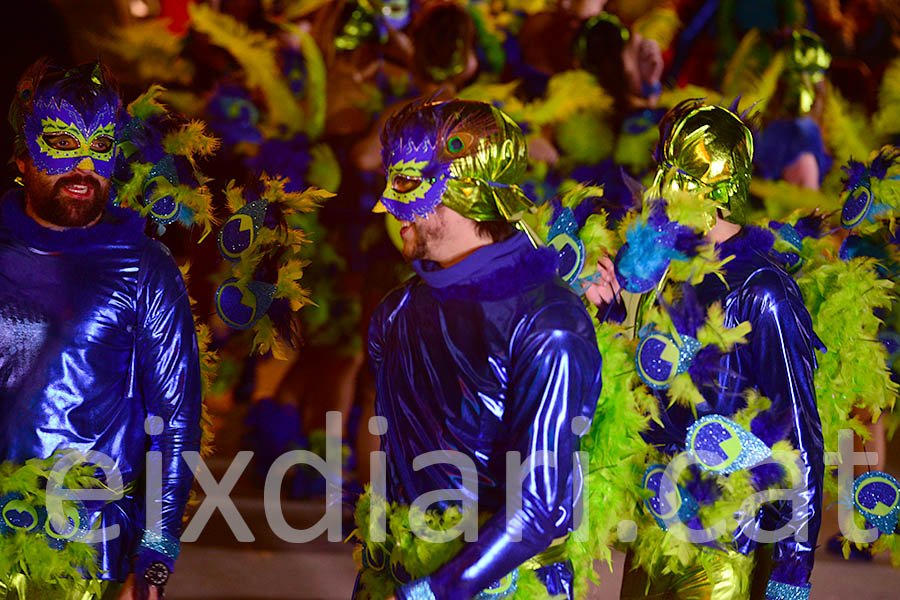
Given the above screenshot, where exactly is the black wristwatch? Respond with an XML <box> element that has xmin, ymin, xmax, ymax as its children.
<box><xmin>144</xmin><ymin>561</ymin><xmax>170</xmax><ymax>587</ymax></box>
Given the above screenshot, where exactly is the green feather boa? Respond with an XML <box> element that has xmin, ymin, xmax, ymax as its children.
<box><xmin>351</xmin><ymin>488</ymin><xmax>564</xmax><ymax>600</ymax></box>
<box><xmin>0</xmin><ymin>453</ymin><xmax>113</xmax><ymax>594</ymax></box>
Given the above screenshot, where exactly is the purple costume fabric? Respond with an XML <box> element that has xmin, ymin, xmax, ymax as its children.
<box><xmin>0</xmin><ymin>189</ymin><xmax>201</xmax><ymax>580</ymax></box>
<box><xmin>366</xmin><ymin>233</ymin><xmax>603</xmax><ymax>600</ymax></box>
<box><xmin>755</xmin><ymin>118</ymin><xmax>832</xmax><ymax>186</ymax></box>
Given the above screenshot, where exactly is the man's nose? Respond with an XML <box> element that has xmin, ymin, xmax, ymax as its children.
<box><xmin>75</xmin><ymin>157</ymin><xmax>96</xmax><ymax>172</ymax></box>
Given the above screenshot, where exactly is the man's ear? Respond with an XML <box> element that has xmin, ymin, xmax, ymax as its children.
<box><xmin>15</xmin><ymin>156</ymin><xmax>25</xmax><ymax>175</ymax></box>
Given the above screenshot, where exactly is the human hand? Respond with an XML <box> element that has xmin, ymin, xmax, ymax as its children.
<box><xmin>637</xmin><ymin>36</ymin><xmax>663</xmax><ymax>85</ymax></box>
<box><xmin>584</xmin><ymin>254</ymin><xmax>621</xmax><ymax>306</ymax></box>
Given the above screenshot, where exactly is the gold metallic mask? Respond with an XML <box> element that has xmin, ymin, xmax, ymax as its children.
<box><xmin>441</xmin><ymin>105</ymin><xmax>533</xmax><ymax>223</ymax></box>
<box><xmin>655</xmin><ymin>102</ymin><xmax>754</xmax><ymax>226</ymax></box>
<box><xmin>785</xmin><ymin>29</ymin><xmax>831</xmax><ymax>115</ymax></box>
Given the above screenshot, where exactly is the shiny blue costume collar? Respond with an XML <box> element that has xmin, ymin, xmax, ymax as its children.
<box><xmin>412</xmin><ymin>232</ymin><xmax>559</xmax><ymax>301</ymax></box>
<box><xmin>1</xmin><ymin>189</ymin><xmax>145</xmax><ymax>252</ymax></box>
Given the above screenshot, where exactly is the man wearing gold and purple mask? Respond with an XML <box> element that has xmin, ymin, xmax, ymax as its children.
<box><xmin>357</xmin><ymin>99</ymin><xmax>602</xmax><ymax>600</ymax></box>
<box><xmin>616</xmin><ymin>100</ymin><xmax>824</xmax><ymax>600</ymax></box>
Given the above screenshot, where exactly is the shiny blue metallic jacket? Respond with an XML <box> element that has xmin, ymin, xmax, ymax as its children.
<box><xmin>644</xmin><ymin>228</ymin><xmax>824</xmax><ymax>589</ymax></box>
<box><xmin>368</xmin><ymin>233</ymin><xmax>603</xmax><ymax>600</ymax></box>
<box><xmin>0</xmin><ymin>190</ymin><xmax>201</xmax><ymax>580</ymax></box>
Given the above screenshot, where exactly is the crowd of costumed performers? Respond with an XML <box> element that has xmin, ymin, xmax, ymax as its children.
<box><xmin>346</xmin><ymin>95</ymin><xmax>900</xmax><ymax>600</ymax></box>
<box><xmin>95</xmin><ymin>0</ymin><xmax>900</xmax><ymax>498</ymax></box>
<box><xmin>4</xmin><ymin>0</ymin><xmax>900</xmax><ymax>599</ymax></box>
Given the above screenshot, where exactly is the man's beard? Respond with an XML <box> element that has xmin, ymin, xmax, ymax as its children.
<box><xmin>401</xmin><ymin>210</ymin><xmax>446</xmax><ymax>263</ymax></box>
<box><xmin>403</xmin><ymin>226</ymin><xmax>429</xmax><ymax>262</ymax></box>
<box><xmin>26</xmin><ymin>173</ymin><xmax>108</xmax><ymax>228</ymax></box>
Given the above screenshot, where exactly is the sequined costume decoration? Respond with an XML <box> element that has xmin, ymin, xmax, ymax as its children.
<box><xmin>0</xmin><ymin>190</ymin><xmax>202</xmax><ymax>582</ymax></box>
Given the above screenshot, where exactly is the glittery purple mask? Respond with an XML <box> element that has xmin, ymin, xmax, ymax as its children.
<box><xmin>380</xmin><ymin>136</ymin><xmax>451</xmax><ymax>221</ymax></box>
<box><xmin>24</xmin><ymin>91</ymin><xmax>118</xmax><ymax>179</ymax></box>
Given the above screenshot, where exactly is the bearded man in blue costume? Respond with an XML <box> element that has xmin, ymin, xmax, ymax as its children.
<box><xmin>0</xmin><ymin>59</ymin><xmax>200</xmax><ymax>599</ymax></box>
<box><xmin>355</xmin><ymin>99</ymin><xmax>603</xmax><ymax>600</ymax></box>
<box><xmin>598</xmin><ymin>100</ymin><xmax>824</xmax><ymax>600</ymax></box>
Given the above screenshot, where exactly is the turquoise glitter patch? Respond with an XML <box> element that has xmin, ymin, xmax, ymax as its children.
<box><xmin>765</xmin><ymin>580</ymin><xmax>810</xmax><ymax>600</ymax></box>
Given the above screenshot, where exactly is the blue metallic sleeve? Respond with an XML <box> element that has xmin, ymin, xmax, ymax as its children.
<box><xmin>419</xmin><ymin>303</ymin><xmax>602</xmax><ymax>600</ymax></box>
<box><xmin>135</xmin><ymin>241</ymin><xmax>202</xmax><ymax>569</ymax></box>
<box><xmin>733</xmin><ymin>270</ymin><xmax>824</xmax><ymax>589</ymax></box>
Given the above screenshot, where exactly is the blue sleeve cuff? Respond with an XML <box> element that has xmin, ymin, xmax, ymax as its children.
<box><xmin>397</xmin><ymin>577</ymin><xmax>436</xmax><ymax>600</ymax></box>
<box><xmin>139</xmin><ymin>529</ymin><xmax>181</xmax><ymax>563</ymax></box>
<box><xmin>766</xmin><ymin>580</ymin><xmax>811</xmax><ymax>600</ymax></box>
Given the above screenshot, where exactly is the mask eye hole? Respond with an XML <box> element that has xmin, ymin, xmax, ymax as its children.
<box><xmin>392</xmin><ymin>173</ymin><xmax>422</xmax><ymax>194</ymax></box>
<box><xmin>710</xmin><ymin>184</ymin><xmax>729</xmax><ymax>203</ymax></box>
<box><xmin>679</xmin><ymin>176</ymin><xmax>697</xmax><ymax>191</ymax></box>
<box><xmin>42</xmin><ymin>132</ymin><xmax>80</xmax><ymax>151</ymax></box>
<box><xmin>89</xmin><ymin>135</ymin><xmax>114</xmax><ymax>154</ymax></box>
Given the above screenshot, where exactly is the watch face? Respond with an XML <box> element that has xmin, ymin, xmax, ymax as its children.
<box><xmin>144</xmin><ymin>561</ymin><xmax>170</xmax><ymax>587</ymax></box>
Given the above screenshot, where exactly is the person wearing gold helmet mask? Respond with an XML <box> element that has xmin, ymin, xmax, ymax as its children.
<box><xmin>354</xmin><ymin>98</ymin><xmax>603</xmax><ymax>600</ymax></box>
<box><xmin>592</xmin><ymin>100</ymin><xmax>825</xmax><ymax>600</ymax></box>
<box><xmin>653</xmin><ymin>98</ymin><xmax>754</xmax><ymax>232</ymax></box>
<box><xmin>755</xmin><ymin>30</ymin><xmax>833</xmax><ymax>190</ymax></box>
<box><xmin>587</xmin><ymin>100</ymin><xmax>755</xmax><ymax>322</ymax></box>
<box><xmin>584</xmin><ymin>99</ymin><xmax>756</xmax><ymax>333</ymax></box>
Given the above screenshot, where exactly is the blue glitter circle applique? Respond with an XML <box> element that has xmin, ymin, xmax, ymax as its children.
<box><xmin>215</xmin><ymin>278</ymin><xmax>276</xmax><ymax>330</ymax></box>
<box><xmin>1</xmin><ymin>495</ymin><xmax>40</xmax><ymax>533</ymax></box>
<box><xmin>550</xmin><ymin>233</ymin><xmax>586</xmax><ymax>284</ymax></box>
<box><xmin>853</xmin><ymin>471</ymin><xmax>900</xmax><ymax>535</ymax></box>
<box><xmin>841</xmin><ymin>184</ymin><xmax>873</xmax><ymax>229</ymax></box>
<box><xmin>686</xmin><ymin>415</ymin><xmax>771</xmax><ymax>474</ymax></box>
<box><xmin>547</xmin><ymin>208</ymin><xmax>586</xmax><ymax>284</ymax></box>
<box><xmin>642</xmin><ymin>464</ymin><xmax>699</xmax><ymax>531</ymax></box>
<box><xmin>636</xmin><ymin>332</ymin><xmax>679</xmax><ymax>389</ymax></box>
<box><xmin>43</xmin><ymin>501</ymin><xmax>90</xmax><ymax>541</ymax></box>
<box><xmin>143</xmin><ymin>156</ymin><xmax>180</xmax><ymax>225</ymax></box>
<box><xmin>218</xmin><ymin>199</ymin><xmax>268</xmax><ymax>261</ymax></box>
<box><xmin>635</xmin><ymin>327</ymin><xmax>700</xmax><ymax>390</ymax></box>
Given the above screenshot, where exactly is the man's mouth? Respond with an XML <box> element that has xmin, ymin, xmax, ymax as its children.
<box><xmin>55</xmin><ymin>175</ymin><xmax>101</xmax><ymax>201</ymax></box>
<box><xmin>62</xmin><ymin>183</ymin><xmax>93</xmax><ymax>198</ymax></box>
<box><xmin>399</xmin><ymin>220</ymin><xmax>413</xmax><ymax>237</ymax></box>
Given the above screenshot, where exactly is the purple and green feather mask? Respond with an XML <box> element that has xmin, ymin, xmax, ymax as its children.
<box><xmin>19</xmin><ymin>65</ymin><xmax>120</xmax><ymax>179</ymax></box>
<box><xmin>374</xmin><ymin>99</ymin><xmax>535</xmax><ymax>227</ymax></box>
